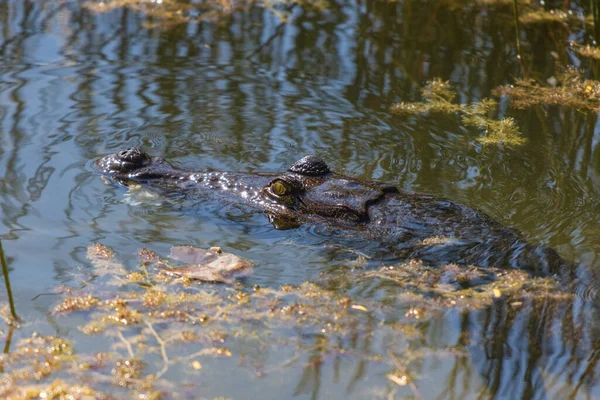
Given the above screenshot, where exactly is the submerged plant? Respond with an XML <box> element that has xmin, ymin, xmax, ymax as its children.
<box><xmin>571</xmin><ymin>43</ymin><xmax>600</xmax><ymax>60</ymax></box>
<box><xmin>474</xmin><ymin>118</ymin><xmax>525</xmax><ymax>146</ymax></box>
<box><xmin>519</xmin><ymin>8</ymin><xmax>580</xmax><ymax>25</ymax></box>
<box><xmin>0</xmin><ymin>243</ymin><xmax>575</xmax><ymax>398</ymax></box>
<box><xmin>390</xmin><ymin>79</ymin><xmax>460</xmax><ymax>116</ymax></box>
<box><xmin>494</xmin><ymin>67</ymin><xmax>600</xmax><ymax>112</ymax></box>
<box><xmin>391</xmin><ymin>79</ymin><xmax>526</xmax><ymax>146</ymax></box>
<box><xmin>83</xmin><ymin>0</ymin><xmax>308</xmax><ymax>28</ymax></box>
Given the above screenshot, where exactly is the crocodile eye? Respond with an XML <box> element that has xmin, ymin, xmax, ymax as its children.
<box><xmin>271</xmin><ymin>180</ymin><xmax>291</xmax><ymax>196</ymax></box>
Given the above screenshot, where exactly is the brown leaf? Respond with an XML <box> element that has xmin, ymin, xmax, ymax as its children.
<box><xmin>161</xmin><ymin>246</ymin><xmax>254</xmax><ymax>283</ymax></box>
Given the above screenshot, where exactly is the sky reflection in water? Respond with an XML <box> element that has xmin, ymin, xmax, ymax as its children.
<box><xmin>0</xmin><ymin>0</ymin><xmax>600</xmax><ymax>398</ymax></box>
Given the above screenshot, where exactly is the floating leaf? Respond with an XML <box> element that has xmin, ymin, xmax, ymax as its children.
<box><xmin>158</xmin><ymin>246</ymin><xmax>254</xmax><ymax>283</ymax></box>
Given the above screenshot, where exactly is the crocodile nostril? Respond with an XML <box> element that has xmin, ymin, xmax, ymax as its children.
<box><xmin>118</xmin><ymin>148</ymin><xmax>135</xmax><ymax>159</ymax></box>
<box><xmin>114</xmin><ymin>148</ymin><xmax>150</xmax><ymax>169</ymax></box>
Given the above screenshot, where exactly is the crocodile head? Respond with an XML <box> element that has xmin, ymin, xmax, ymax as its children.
<box><xmin>96</xmin><ymin>149</ymin><xmax>397</xmax><ymax>228</ymax></box>
<box><xmin>95</xmin><ymin>149</ymin><xmax>573</xmax><ymax>275</ymax></box>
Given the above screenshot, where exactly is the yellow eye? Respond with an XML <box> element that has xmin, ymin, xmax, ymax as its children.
<box><xmin>271</xmin><ymin>180</ymin><xmax>290</xmax><ymax>196</ymax></box>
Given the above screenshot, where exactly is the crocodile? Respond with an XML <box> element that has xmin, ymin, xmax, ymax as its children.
<box><xmin>96</xmin><ymin>148</ymin><xmax>569</xmax><ymax>277</ymax></box>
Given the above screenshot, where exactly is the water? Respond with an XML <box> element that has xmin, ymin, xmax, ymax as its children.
<box><xmin>1</xmin><ymin>0</ymin><xmax>600</xmax><ymax>398</ymax></box>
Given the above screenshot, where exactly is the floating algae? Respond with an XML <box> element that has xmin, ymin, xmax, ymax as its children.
<box><xmin>572</xmin><ymin>43</ymin><xmax>600</xmax><ymax>60</ymax></box>
<box><xmin>83</xmin><ymin>0</ymin><xmax>308</xmax><ymax>29</ymax></box>
<box><xmin>494</xmin><ymin>67</ymin><xmax>600</xmax><ymax>113</ymax></box>
<box><xmin>0</xmin><ymin>244</ymin><xmax>576</xmax><ymax>398</ymax></box>
<box><xmin>391</xmin><ymin>79</ymin><xmax>526</xmax><ymax>146</ymax></box>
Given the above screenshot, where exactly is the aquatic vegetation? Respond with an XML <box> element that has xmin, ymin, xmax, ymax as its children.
<box><xmin>440</xmin><ymin>0</ymin><xmax>534</xmax><ymax>10</ymax></box>
<box><xmin>572</xmin><ymin>43</ymin><xmax>600</xmax><ymax>60</ymax></box>
<box><xmin>519</xmin><ymin>8</ymin><xmax>581</xmax><ymax>25</ymax></box>
<box><xmin>473</xmin><ymin>118</ymin><xmax>526</xmax><ymax>146</ymax></box>
<box><xmin>421</xmin><ymin>78</ymin><xmax>457</xmax><ymax>103</ymax></box>
<box><xmin>439</xmin><ymin>0</ymin><xmax>580</xmax><ymax>29</ymax></box>
<box><xmin>54</xmin><ymin>295</ymin><xmax>101</xmax><ymax>313</ymax></box>
<box><xmin>2</xmin><ymin>0</ymin><xmax>600</xmax><ymax>396</ymax></box>
<box><xmin>419</xmin><ymin>236</ymin><xmax>454</xmax><ymax>246</ymax></box>
<box><xmin>0</xmin><ymin>332</ymin><xmax>161</xmax><ymax>398</ymax></box>
<box><xmin>83</xmin><ymin>0</ymin><xmax>304</xmax><ymax>28</ymax></box>
<box><xmin>0</xmin><ymin>243</ymin><xmax>571</xmax><ymax>398</ymax></box>
<box><xmin>494</xmin><ymin>68</ymin><xmax>600</xmax><ymax>113</ymax></box>
<box><xmin>391</xmin><ymin>79</ymin><xmax>526</xmax><ymax>146</ymax></box>
<box><xmin>1</xmin><ymin>378</ymin><xmax>106</xmax><ymax>400</ymax></box>
<box><xmin>84</xmin><ymin>0</ymin><xmax>571</xmax><ymax>31</ymax></box>
<box><xmin>323</xmin><ymin>259</ymin><xmax>566</xmax><ymax>307</ymax></box>
<box><xmin>84</xmin><ymin>0</ymin><xmax>236</xmax><ymax>28</ymax></box>
<box><xmin>476</xmin><ymin>0</ymin><xmax>532</xmax><ymax>5</ymax></box>
<box><xmin>390</xmin><ymin>79</ymin><xmax>460</xmax><ymax>116</ymax></box>
<box><xmin>0</xmin><ymin>335</ymin><xmax>106</xmax><ymax>399</ymax></box>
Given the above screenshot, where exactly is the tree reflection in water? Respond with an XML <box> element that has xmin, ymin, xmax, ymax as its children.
<box><xmin>0</xmin><ymin>0</ymin><xmax>599</xmax><ymax>398</ymax></box>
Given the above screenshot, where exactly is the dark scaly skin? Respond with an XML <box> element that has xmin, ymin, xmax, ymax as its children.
<box><xmin>96</xmin><ymin>148</ymin><xmax>570</xmax><ymax>276</ymax></box>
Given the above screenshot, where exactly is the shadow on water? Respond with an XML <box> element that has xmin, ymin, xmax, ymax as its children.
<box><xmin>0</xmin><ymin>0</ymin><xmax>599</xmax><ymax>398</ymax></box>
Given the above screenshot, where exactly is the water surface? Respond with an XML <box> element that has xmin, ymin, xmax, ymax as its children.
<box><xmin>1</xmin><ymin>0</ymin><xmax>600</xmax><ymax>398</ymax></box>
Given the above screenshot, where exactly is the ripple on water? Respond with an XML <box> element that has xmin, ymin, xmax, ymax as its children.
<box><xmin>570</xmin><ymin>276</ymin><xmax>600</xmax><ymax>302</ymax></box>
<box><xmin>296</xmin><ymin>222</ymin><xmax>407</xmax><ymax>262</ymax></box>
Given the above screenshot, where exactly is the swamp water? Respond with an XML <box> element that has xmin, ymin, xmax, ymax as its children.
<box><xmin>0</xmin><ymin>0</ymin><xmax>600</xmax><ymax>398</ymax></box>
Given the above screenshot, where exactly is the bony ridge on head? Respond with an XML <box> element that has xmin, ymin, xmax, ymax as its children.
<box><xmin>287</xmin><ymin>155</ymin><xmax>330</xmax><ymax>176</ymax></box>
<box><xmin>97</xmin><ymin>148</ymin><xmax>152</xmax><ymax>175</ymax></box>
<box><xmin>116</xmin><ymin>148</ymin><xmax>150</xmax><ymax>165</ymax></box>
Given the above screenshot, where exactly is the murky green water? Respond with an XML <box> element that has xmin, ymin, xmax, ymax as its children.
<box><xmin>1</xmin><ymin>0</ymin><xmax>600</xmax><ymax>398</ymax></box>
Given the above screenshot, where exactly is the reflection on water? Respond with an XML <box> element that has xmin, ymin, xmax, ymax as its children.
<box><xmin>0</xmin><ymin>0</ymin><xmax>599</xmax><ymax>398</ymax></box>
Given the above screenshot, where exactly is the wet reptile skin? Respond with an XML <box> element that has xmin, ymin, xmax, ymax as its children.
<box><xmin>96</xmin><ymin>148</ymin><xmax>570</xmax><ymax>276</ymax></box>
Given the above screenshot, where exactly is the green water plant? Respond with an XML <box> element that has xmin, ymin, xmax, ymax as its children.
<box><xmin>519</xmin><ymin>8</ymin><xmax>581</xmax><ymax>25</ymax></box>
<box><xmin>84</xmin><ymin>0</ymin><xmax>237</xmax><ymax>27</ymax></box>
<box><xmin>391</xmin><ymin>79</ymin><xmax>526</xmax><ymax>146</ymax></box>
<box><xmin>0</xmin><ymin>243</ymin><xmax>573</xmax><ymax>398</ymax></box>
<box><xmin>572</xmin><ymin>42</ymin><xmax>600</xmax><ymax>60</ymax></box>
<box><xmin>494</xmin><ymin>67</ymin><xmax>600</xmax><ymax>112</ymax></box>
<box><xmin>83</xmin><ymin>0</ymin><xmax>303</xmax><ymax>28</ymax></box>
